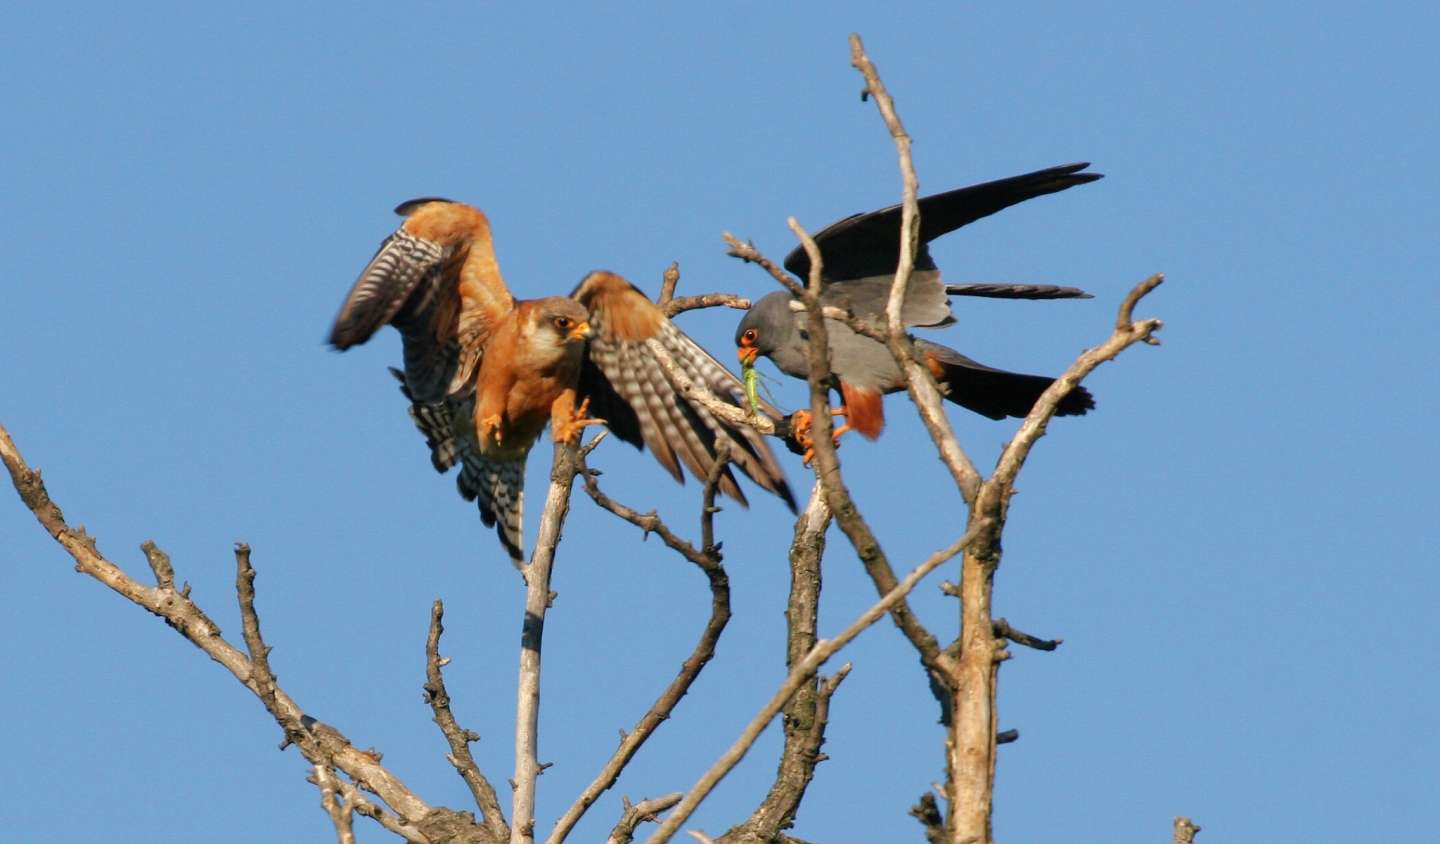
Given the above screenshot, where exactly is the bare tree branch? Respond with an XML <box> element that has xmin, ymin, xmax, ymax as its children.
<box><xmin>938</xmin><ymin>275</ymin><xmax>1164</xmax><ymax>842</ymax></box>
<box><xmin>313</xmin><ymin>764</ymin><xmax>359</xmax><ymax>844</ymax></box>
<box><xmin>0</xmin><ymin>422</ymin><xmax>450</xmax><ymax>829</ymax></box>
<box><xmin>721</xmin><ymin>485</ymin><xmax>836</xmax><ymax>843</ymax></box>
<box><xmin>311</xmin><ymin>766</ymin><xmax>433</xmax><ymax>844</ymax></box>
<box><xmin>666</xmin><ymin>293</ymin><xmax>753</xmax><ymax>318</ymax></box>
<box><xmin>605</xmin><ymin>794</ymin><xmax>685</xmax><ymax>844</ymax></box>
<box><xmin>847</xmin><ymin>32</ymin><xmax>983</xmax><ymax>504</ymax></box>
<box><xmin>990</xmin><ymin>273</ymin><xmax>1165</xmax><ymax>493</ymax></box>
<box><xmin>646</xmin><ymin>521</ymin><xmax>984</xmax><ymax>843</ymax></box>
<box><xmin>235</xmin><ymin>542</ymin><xmax>286</xmax><ymax>735</ymax></box>
<box><xmin>512</xmin><ymin>440</ymin><xmax>584</xmax><ymax>844</ymax></box>
<box><xmin>426</xmin><ymin>600</ymin><xmax>510</xmax><ymax>841</ymax></box>
<box><xmin>783</xmin><ymin>215</ymin><xmax>956</xmax><ymax>693</ymax></box>
<box><xmin>551</xmin><ymin>449</ymin><xmax>732</xmax><ymax>843</ymax></box>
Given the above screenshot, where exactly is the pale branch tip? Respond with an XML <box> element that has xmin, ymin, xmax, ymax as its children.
<box><xmin>723</xmin><ymin>232</ymin><xmax>806</xmax><ymax>297</ymax></box>
<box><xmin>1173</xmin><ymin>816</ymin><xmax>1202</xmax><ymax>844</ymax></box>
<box><xmin>657</xmin><ymin>262</ymin><xmax>681</xmax><ymax>307</ymax></box>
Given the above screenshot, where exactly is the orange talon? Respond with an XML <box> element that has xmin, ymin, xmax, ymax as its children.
<box><xmin>790</xmin><ymin>407</ymin><xmax>848</xmax><ymax>467</ymax></box>
<box><xmin>554</xmin><ymin>396</ymin><xmax>606</xmax><ymax>444</ymax></box>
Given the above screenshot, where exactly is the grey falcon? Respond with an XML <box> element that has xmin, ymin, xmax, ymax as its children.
<box><xmin>735</xmin><ymin>162</ymin><xmax>1100</xmax><ymax>450</ymax></box>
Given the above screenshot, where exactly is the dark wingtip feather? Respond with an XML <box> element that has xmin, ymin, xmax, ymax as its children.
<box><xmin>943</xmin><ymin>283</ymin><xmax>1096</xmax><ymax>301</ymax></box>
<box><xmin>1056</xmin><ymin>385</ymin><xmax>1097</xmax><ymax>416</ymax></box>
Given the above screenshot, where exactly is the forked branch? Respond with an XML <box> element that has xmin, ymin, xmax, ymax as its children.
<box><xmin>0</xmin><ymin>421</ymin><xmax>449</xmax><ymax>843</ymax></box>
<box><xmin>549</xmin><ymin>449</ymin><xmax>733</xmax><ymax>842</ymax></box>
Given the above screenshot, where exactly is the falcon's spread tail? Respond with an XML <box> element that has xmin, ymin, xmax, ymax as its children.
<box><xmin>456</xmin><ymin>452</ymin><xmax>525</xmax><ymax>569</ymax></box>
<box><xmin>390</xmin><ymin>368</ymin><xmax>525</xmax><ymax>567</ymax></box>
<box><xmin>919</xmin><ymin>342</ymin><xmax>1095</xmax><ymax>420</ymax></box>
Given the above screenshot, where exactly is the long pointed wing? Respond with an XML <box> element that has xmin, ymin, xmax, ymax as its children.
<box><xmin>329</xmin><ymin>199</ymin><xmax>515</xmax><ymax>403</ymax></box>
<box><xmin>572</xmin><ymin>271</ymin><xmax>796</xmax><ymax>512</ymax></box>
<box><xmin>784</xmin><ymin>162</ymin><xmax>1102</xmax><ymax>282</ymax></box>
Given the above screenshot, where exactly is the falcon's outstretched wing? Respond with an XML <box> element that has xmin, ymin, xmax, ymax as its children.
<box><xmin>330</xmin><ymin>198</ymin><xmax>515</xmax><ymax>403</ymax></box>
<box><xmin>572</xmin><ymin>271</ymin><xmax>796</xmax><ymax>512</ymax></box>
<box><xmin>332</xmin><ymin>200</ymin><xmax>526</xmax><ymax>566</ymax></box>
<box><xmin>783</xmin><ymin>162</ymin><xmax>1103</xmax><ymax>282</ymax></box>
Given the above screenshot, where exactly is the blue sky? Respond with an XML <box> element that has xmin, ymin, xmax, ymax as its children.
<box><xmin>3</xmin><ymin>3</ymin><xmax>1437</xmax><ymax>842</ymax></box>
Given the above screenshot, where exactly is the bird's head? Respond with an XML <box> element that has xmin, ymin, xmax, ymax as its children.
<box><xmin>531</xmin><ymin>297</ymin><xmax>593</xmax><ymax>350</ymax></box>
<box><xmin>735</xmin><ymin>291</ymin><xmax>794</xmax><ymax>367</ymax></box>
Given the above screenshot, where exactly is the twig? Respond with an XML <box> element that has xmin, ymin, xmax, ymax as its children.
<box><xmin>554</xmin><ymin>452</ymin><xmax>732</xmax><ymax>843</ymax></box>
<box><xmin>657</xmin><ymin>262</ymin><xmax>681</xmax><ymax>307</ymax></box>
<box><xmin>664</xmin><ymin>293</ymin><xmax>752</xmax><ymax>318</ymax></box>
<box><xmin>512</xmin><ymin>439</ymin><xmax>584</xmax><ymax>844</ymax></box>
<box><xmin>313</xmin><ymin>765</ymin><xmax>357</xmax><ymax>844</ymax></box>
<box><xmin>723</xmin><ymin>233</ymin><xmax>805</xmax><ymax>297</ymax></box>
<box><xmin>235</xmin><ymin>543</ymin><xmax>285</xmax><ymax>738</ymax></box>
<box><xmin>1173</xmin><ymin>816</ymin><xmax>1202</xmax><ymax>844</ymax></box>
<box><xmin>645</xmin><ymin>522</ymin><xmax>984</xmax><ymax>843</ymax></box>
<box><xmin>0</xmin><ymin>421</ymin><xmax>450</xmax><ymax>839</ymax></box>
<box><xmin>425</xmin><ymin>600</ymin><xmax>510</xmax><ymax>841</ymax></box>
<box><xmin>141</xmin><ymin>539</ymin><xmax>173</xmax><ymax>589</ymax></box>
<box><xmin>312</xmin><ymin>765</ymin><xmax>432</xmax><ymax>844</ymax></box>
<box><xmin>990</xmin><ymin>274</ymin><xmax>1165</xmax><ymax>494</ymax></box>
<box><xmin>605</xmin><ymin>794</ymin><xmax>684</xmax><ymax>844</ymax></box>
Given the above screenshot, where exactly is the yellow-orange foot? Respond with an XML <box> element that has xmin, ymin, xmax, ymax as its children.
<box><xmin>790</xmin><ymin>407</ymin><xmax>848</xmax><ymax>466</ymax></box>
<box><xmin>554</xmin><ymin>396</ymin><xmax>606</xmax><ymax>444</ymax></box>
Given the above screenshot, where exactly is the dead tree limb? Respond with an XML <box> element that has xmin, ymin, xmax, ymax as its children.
<box><xmin>646</xmin><ymin>522</ymin><xmax>983</xmax><ymax>843</ymax></box>
<box><xmin>0</xmin><ymin>420</ymin><xmax>467</xmax><ymax>843</ymax></box>
<box><xmin>512</xmin><ymin>440</ymin><xmax>584</xmax><ymax>844</ymax></box>
<box><xmin>549</xmin><ymin>449</ymin><xmax>733</xmax><ymax>843</ymax></box>
<box><xmin>720</xmin><ymin>484</ymin><xmax>836</xmax><ymax>843</ymax></box>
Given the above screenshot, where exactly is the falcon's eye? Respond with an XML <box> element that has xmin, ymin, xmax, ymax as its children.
<box><xmin>741</xmin><ymin>328</ymin><xmax>758</xmax><ymax>345</ymax></box>
<box><xmin>553</xmin><ymin>316</ymin><xmax>573</xmax><ymax>331</ymax></box>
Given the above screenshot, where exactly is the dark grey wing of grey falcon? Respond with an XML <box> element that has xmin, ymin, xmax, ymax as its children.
<box><xmin>736</xmin><ymin>162</ymin><xmax>1100</xmax><ymax>440</ymax></box>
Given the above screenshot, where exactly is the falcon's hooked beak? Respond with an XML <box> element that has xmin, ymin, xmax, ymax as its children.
<box><xmin>568</xmin><ymin>321</ymin><xmax>592</xmax><ymax>343</ymax></box>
